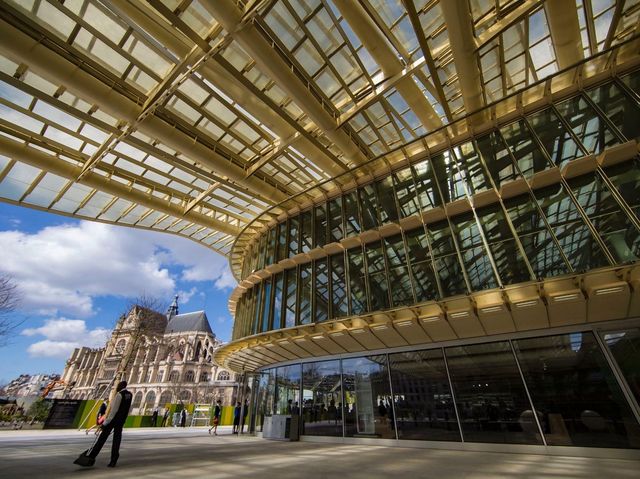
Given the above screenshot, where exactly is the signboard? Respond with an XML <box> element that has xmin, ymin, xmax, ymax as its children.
<box><xmin>43</xmin><ymin>399</ymin><xmax>82</xmax><ymax>429</ymax></box>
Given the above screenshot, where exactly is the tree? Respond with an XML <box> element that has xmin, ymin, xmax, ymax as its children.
<box><xmin>0</xmin><ymin>274</ymin><xmax>21</xmax><ymax>346</ymax></box>
<box><xmin>26</xmin><ymin>398</ymin><xmax>52</xmax><ymax>422</ymax></box>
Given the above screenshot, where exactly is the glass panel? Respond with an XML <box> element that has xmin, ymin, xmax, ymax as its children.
<box><xmin>330</xmin><ymin>253</ymin><xmax>348</xmax><ymax>318</ymax></box>
<box><xmin>376</xmin><ymin>175</ymin><xmax>399</xmax><ymax>223</ymax></box>
<box><xmin>451</xmin><ymin>212</ymin><xmax>498</xmax><ymax>291</ymax></box>
<box><xmin>366</xmin><ymin>240</ymin><xmax>390</xmax><ymax>311</ymax></box>
<box><xmin>261</xmin><ymin>278</ymin><xmax>272</xmax><ymax>333</ymax></box>
<box><xmin>347</xmin><ymin>246</ymin><xmax>368</xmax><ymax>315</ymax></box>
<box><xmin>514</xmin><ymin>332</ymin><xmax>640</xmax><ymax>448</ymax></box>
<box><xmin>272</xmin><ymin>272</ymin><xmax>284</xmax><ymax>330</ymax></box>
<box><xmin>257</xmin><ymin>233</ymin><xmax>267</xmax><ymax>270</ymax></box>
<box><xmin>276</xmin><ymin>365</ymin><xmax>301</xmax><ymax>416</ymax></box>
<box><xmin>343</xmin><ymin>191</ymin><xmax>361</xmax><ymax>236</ymax></box>
<box><xmin>328</xmin><ymin>198</ymin><xmax>343</xmax><ymax>242</ymax></box>
<box><xmin>302</xmin><ymin>360</ymin><xmax>343</xmax><ymax>437</ymax></box>
<box><xmin>533</xmin><ymin>183</ymin><xmax>610</xmax><ymax>271</ymax></box>
<box><xmin>476</xmin><ymin>131</ymin><xmax>520</xmax><ymax>188</ymax></box>
<box><xmin>314</xmin><ymin>204</ymin><xmax>327</xmax><ymax>248</ymax></box>
<box><xmin>555</xmin><ymin>94</ymin><xmax>620</xmax><ymax>154</ymax></box>
<box><xmin>604</xmin><ymin>328</ymin><xmax>640</xmax><ymax>405</ymax></box>
<box><xmin>431</xmin><ymin>150</ymin><xmax>467</xmax><ymax>203</ymax></box>
<box><xmin>428</xmin><ymin>220</ymin><xmax>467</xmax><ymax>296</ymax></box>
<box><xmin>298</xmin><ymin>264</ymin><xmax>312</xmax><ymax>325</ymax></box>
<box><xmin>359</xmin><ymin>184</ymin><xmax>380</xmax><ymax>230</ymax></box>
<box><xmin>314</xmin><ymin>259</ymin><xmax>329</xmax><ymax>323</ymax></box>
<box><xmin>276</xmin><ymin>221</ymin><xmax>288</xmax><ymax>262</ymax></box>
<box><xmin>255</xmin><ymin>369</ymin><xmax>276</xmax><ymax>432</ymax></box>
<box><xmin>453</xmin><ymin>141</ymin><xmax>493</xmax><ymax>193</ymax></box>
<box><xmin>500</xmin><ymin>120</ymin><xmax>552</xmax><ymax>178</ymax></box>
<box><xmin>621</xmin><ymin>70</ymin><xmax>640</xmax><ymax>97</ymax></box>
<box><xmin>284</xmin><ymin>268</ymin><xmax>297</xmax><ymax>328</ymax></box>
<box><xmin>568</xmin><ymin>173</ymin><xmax>640</xmax><ymax>263</ymax></box>
<box><xmin>527</xmin><ymin>108</ymin><xmax>584</xmax><ymax>168</ymax></box>
<box><xmin>586</xmin><ymin>81</ymin><xmax>640</xmax><ymax>142</ymax></box>
<box><xmin>393</xmin><ymin>166</ymin><xmax>421</xmax><ymax>218</ymax></box>
<box><xmin>413</xmin><ymin>158</ymin><xmax>441</xmax><ymax>209</ymax></box>
<box><xmin>252</xmin><ymin>283</ymin><xmax>262</xmax><ymax>335</ymax></box>
<box><xmin>342</xmin><ymin>355</ymin><xmax>395</xmax><ymax>439</ymax></box>
<box><xmin>300</xmin><ymin>210</ymin><xmax>313</xmax><ymax>253</ymax></box>
<box><xmin>604</xmin><ymin>158</ymin><xmax>640</xmax><ymax>221</ymax></box>
<box><xmin>445</xmin><ymin>341</ymin><xmax>543</xmax><ymax>445</ymax></box>
<box><xmin>289</xmin><ymin>216</ymin><xmax>299</xmax><ymax>257</ymax></box>
<box><xmin>389</xmin><ymin>349</ymin><xmax>461</xmax><ymax>442</ymax></box>
<box><xmin>265</xmin><ymin>227</ymin><xmax>277</xmax><ymax>266</ymax></box>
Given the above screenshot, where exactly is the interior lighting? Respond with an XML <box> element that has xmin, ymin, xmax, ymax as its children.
<box><xmin>552</xmin><ymin>293</ymin><xmax>580</xmax><ymax>302</ymax></box>
<box><xmin>421</xmin><ymin>316</ymin><xmax>441</xmax><ymax>323</ymax></box>
<box><xmin>395</xmin><ymin>320</ymin><xmax>414</xmax><ymax>327</ymax></box>
<box><xmin>594</xmin><ymin>286</ymin><xmax>625</xmax><ymax>295</ymax></box>
<box><xmin>351</xmin><ymin>329</ymin><xmax>365</xmax><ymax>334</ymax></box>
<box><xmin>372</xmin><ymin>325</ymin><xmax>388</xmax><ymax>331</ymax></box>
<box><xmin>449</xmin><ymin>311</ymin><xmax>470</xmax><ymax>319</ymax></box>
<box><xmin>480</xmin><ymin>306</ymin><xmax>503</xmax><ymax>314</ymax></box>
<box><xmin>514</xmin><ymin>300</ymin><xmax>538</xmax><ymax>308</ymax></box>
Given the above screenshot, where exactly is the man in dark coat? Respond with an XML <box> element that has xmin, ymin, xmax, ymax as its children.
<box><xmin>84</xmin><ymin>380</ymin><xmax>132</xmax><ymax>468</ymax></box>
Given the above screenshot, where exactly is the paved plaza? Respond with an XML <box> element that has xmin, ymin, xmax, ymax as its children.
<box><xmin>0</xmin><ymin>427</ymin><xmax>639</xmax><ymax>479</ymax></box>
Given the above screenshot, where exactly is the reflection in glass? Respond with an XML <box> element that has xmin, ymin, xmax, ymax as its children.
<box><xmin>405</xmin><ymin>227</ymin><xmax>440</xmax><ymax>302</ymax></box>
<box><xmin>302</xmin><ymin>360</ymin><xmax>343</xmax><ymax>437</ymax></box>
<box><xmin>289</xmin><ymin>216</ymin><xmax>299</xmax><ymax>257</ymax></box>
<box><xmin>343</xmin><ymin>191</ymin><xmax>361</xmax><ymax>236</ymax></box>
<box><xmin>604</xmin><ymin>159</ymin><xmax>640</xmax><ymax>222</ymax></box>
<box><xmin>331</xmin><ymin>254</ymin><xmax>348</xmax><ymax>318</ymax></box>
<box><xmin>314</xmin><ymin>204</ymin><xmax>327</xmax><ymax>249</ymax></box>
<box><xmin>413</xmin><ymin>158</ymin><xmax>441</xmax><ymax>209</ymax></box>
<box><xmin>314</xmin><ymin>259</ymin><xmax>329</xmax><ymax>323</ymax></box>
<box><xmin>300</xmin><ymin>210</ymin><xmax>313</xmax><ymax>253</ymax></box>
<box><xmin>260</xmin><ymin>278</ymin><xmax>272</xmax><ymax>333</ymax></box>
<box><xmin>376</xmin><ymin>175</ymin><xmax>399</xmax><ymax>223</ymax></box>
<box><xmin>283</xmin><ymin>268</ymin><xmax>297</xmax><ymax>328</ymax></box>
<box><xmin>394</xmin><ymin>166</ymin><xmax>421</xmax><ymax>218</ymax></box>
<box><xmin>328</xmin><ymin>198</ymin><xmax>343</xmax><ymax>242</ymax></box>
<box><xmin>476</xmin><ymin>131</ymin><xmax>520</xmax><ymax>188</ymax></box>
<box><xmin>366</xmin><ymin>240</ymin><xmax>390</xmax><ymax>311</ymax></box>
<box><xmin>276</xmin><ymin>365</ymin><xmax>301</xmax><ymax>417</ymax></box>
<box><xmin>347</xmin><ymin>246</ymin><xmax>367</xmax><ymax>315</ymax></box>
<box><xmin>604</xmin><ymin>329</ymin><xmax>640</xmax><ymax>406</ymax></box>
<box><xmin>514</xmin><ymin>333</ymin><xmax>640</xmax><ymax>448</ymax></box>
<box><xmin>445</xmin><ymin>341</ymin><xmax>542</xmax><ymax>444</ymax></box>
<box><xmin>256</xmin><ymin>369</ymin><xmax>275</xmax><ymax>432</ymax></box>
<box><xmin>272</xmin><ymin>272</ymin><xmax>284</xmax><ymax>330</ymax></box>
<box><xmin>500</xmin><ymin>120</ymin><xmax>551</xmax><ymax>178</ymax></box>
<box><xmin>389</xmin><ymin>350</ymin><xmax>461</xmax><ymax>441</ymax></box>
<box><xmin>342</xmin><ymin>355</ymin><xmax>395</xmax><ymax>439</ymax></box>
<box><xmin>431</xmin><ymin>151</ymin><xmax>466</xmax><ymax>203</ymax></box>
<box><xmin>586</xmin><ymin>81</ymin><xmax>640</xmax><ymax>142</ymax></box>
<box><xmin>451</xmin><ymin>212</ymin><xmax>498</xmax><ymax>291</ymax></box>
<box><xmin>454</xmin><ymin>141</ymin><xmax>493</xmax><ymax>193</ymax></box>
<box><xmin>527</xmin><ymin>107</ymin><xmax>584</xmax><ymax>168</ymax></box>
<box><xmin>298</xmin><ymin>264</ymin><xmax>312</xmax><ymax>325</ymax></box>
<box><xmin>359</xmin><ymin>184</ymin><xmax>380</xmax><ymax>230</ymax></box>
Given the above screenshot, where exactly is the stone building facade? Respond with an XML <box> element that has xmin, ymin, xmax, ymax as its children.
<box><xmin>60</xmin><ymin>297</ymin><xmax>237</xmax><ymax>414</ymax></box>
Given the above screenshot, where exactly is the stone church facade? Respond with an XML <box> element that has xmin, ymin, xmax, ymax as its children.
<box><xmin>59</xmin><ymin>297</ymin><xmax>237</xmax><ymax>414</ymax></box>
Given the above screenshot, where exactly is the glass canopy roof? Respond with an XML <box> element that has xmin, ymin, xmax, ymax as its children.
<box><xmin>0</xmin><ymin>0</ymin><xmax>637</xmax><ymax>256</ymax></box>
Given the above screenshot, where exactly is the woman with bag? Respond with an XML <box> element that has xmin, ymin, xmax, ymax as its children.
<box><xmin>208</xmin><ymin>399</ymin><xmax>222</xmax><ymax>435</ymax></box>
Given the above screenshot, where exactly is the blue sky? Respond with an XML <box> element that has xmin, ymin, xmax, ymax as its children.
<box><xmin>0</xmin><ymin>202</ymin><xmax>236</xmax><ymax>385</ymax></box>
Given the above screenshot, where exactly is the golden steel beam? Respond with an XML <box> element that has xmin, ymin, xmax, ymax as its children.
<box><xmin>0</xmin><ymin>135</ymin><xmax>240</xmax><ymax>236</ymax></box>
<box><xmin>333</xmin><ymin>0</ymin><xmax>442</xmax><ymax>131</ymax></box>
<box><xmin>0</xmin><ymin>18</ymin><xmax>287</xmax><ymax>205</ymax></box>
<box><xmin>545</xmin><ymin>0</ymin><xmax>584</xmax><ymax>69</ymax></box>
<box><xmin>475</xmin><ymin>0</ymin><xmax>545</xmax><ymax>51</ymax></box>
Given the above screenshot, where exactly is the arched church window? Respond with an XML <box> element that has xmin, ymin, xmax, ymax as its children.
<box><xmin>184</xmin><ymin>370</ymin><xmax>195</xmax><ymax>382</ymax></box>
<box><xmin>179</xmin><ymin>390</ymin><xmax>191</xmax><ymax>402</ymax></box>
<box><xmin>159</xmin><ymin>390</ymin><xmax>172</xmax><ymax>406</ymax></box>
<box><xmin>144</xmin><ymin>391</ymin><xmax>156</xmax><ymax>409</ymax></box>
<box><xmin>132</xmin><ymin>391</ymin><xmax>143</xmax><ymax>409</ymax></box>
<box><xmin>169</xmin><ymin>371</ymin><xmax>180</xmax><ymax>383</ymax></box>
<box><xmin>217</xmin><ymin>371</ymin><xmax>230</xmax><ymax>381</ymax></box>
<box><xmin>115</xmin><ymin>339</ymin><xmax>126</xmax><ymax>354</ymax></box>
<box><xmin>156</xmin><ymin>370</ymin><xmax>164</xmax><ymax>382</ymax></box>
<box><xmin>199</xmin><ymin>372</ymin><xmax>209</xmax><ymax>382</ymax></box>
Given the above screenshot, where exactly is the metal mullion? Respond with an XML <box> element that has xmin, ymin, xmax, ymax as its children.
<box><xmin>547</xmin><ymin>104</ymin><xmax>591</xmax><ymax>157</ymax></box>
<box><xmin>580</xmin><ymin>90</ymin><xmax>628</xmax><ymax>143</ymax></box>
<box><xmin>596</xmin><ymin>167</ymin><xmax>640</xmax><ymax>233</ymax></box>
<box><xmin>594</xmin><ymin>330</ymin><xmax>640</xmax><ymax>426</ymax></box>
<box><xmin>508</xmin><ymin>339</ymin><xmax>547</xmax><ymax>446</ymax></box>
<box><xmin>441</xmin><ymin>347</ymin><xmax>465</xmax><ymax>443</ymax></box>
<box><xmin>583</xmin><ymin>0</ymin><xmax>598</xmax><ymax>56</ymax></box>
<box><xmin>384</xmin><ymin>353</ymin><xmax>399</xmax><ymax>441</ymax></box>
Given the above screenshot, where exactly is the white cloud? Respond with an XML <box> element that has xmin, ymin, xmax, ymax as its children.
<box><xmin>23</xmin><ymin>317</ymin><xmax>111</xmax><ymax>358</ymax></box>
<box><xmin>177</xmin><ymin>287</ymin><xmax>199</xmax><ymax>304</ymax></box>
<box><xmin>0</xmin><ymin>220</ymin><xmax>234</xmax><ymax>317</ymax></box>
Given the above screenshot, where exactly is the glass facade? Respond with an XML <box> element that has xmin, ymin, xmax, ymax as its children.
<box><xmin>233</xmin><ymin>74</ymin><xmax>640</xmax><ymax>341</ymax></box>
<box><xmin>254</xmin><ymin>328</ymin><xmax>640</xmax><ymax>448</ymax></box>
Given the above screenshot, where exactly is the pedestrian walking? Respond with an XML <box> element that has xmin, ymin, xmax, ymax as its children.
<box><xmin>75</xmin><ymin>380</ymin><xmax>132</xmax><ymax>468</ymax></box>
<box><xmin>151</xmin><ymin>408</ymin><xmax>158</xmax><ymax>427</ymax></box>
<box><xmin>208</xmin><ymin>399</ymin><xmax>222</xmax><ymax>435</ymax></box>
<box><xmin>180</xmin><ymin>408</ymin><xmax>187</xmax><ymax>427</ymax></box>
<box><xmin>232</xmin><ymin>402</ymin><xmax>241</xmax><ymax>434</ymax></box>
<box><xmin>161</xmin><ymin>408</ymin><xmax>169</xmax><ymax>427</ymax></box>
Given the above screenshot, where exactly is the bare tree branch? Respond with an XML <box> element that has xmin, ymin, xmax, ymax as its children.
<box><xmin>0</xmin><ymin>274</ymin><xmax>22</xmax><ymax>347</ymax></box>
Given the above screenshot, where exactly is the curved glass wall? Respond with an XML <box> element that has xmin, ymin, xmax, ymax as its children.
<box><xmin>253</xmin><ymin>328</ymin><xmax>640</xmax><ymax>449</ymax></box>
<box><xmin>233</xmin><ymin>72</ymin><xmax>640</xmax><ymax>341</ymax></box>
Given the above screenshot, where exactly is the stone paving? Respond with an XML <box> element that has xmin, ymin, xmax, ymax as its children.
<box><xmin>0</xmin><ymin>427</ymin><xmax>639</xmax><ymax>479</ymax></box>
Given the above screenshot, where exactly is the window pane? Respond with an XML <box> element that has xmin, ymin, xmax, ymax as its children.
<box><xmin>342</xmin><ymin>355</ymin><xmax>395</xmax><ymax>439</ymax></box>
<box><xmin>314</xmin><ymin>259</ymin><xmax>329</xmax><ymax>323</ymax></box>
<box><xmin>389</xmin><ymin>349</ymin><xmax>460</xmax><ymax>442</ymax></box>
<box><xmin>477</xmin><ymin>131</ymin><xmax>520</xmax><ymax>188</ymax></box>
<box><xmin>604</xmin><ymin>329</ymin><xmax>640</xmax><ymax>406</ymax></box>
<box><xmin>366</xmin><ymin>241</ymin><xmax>390</xmax><ymax>311</ymax></box>
<box><xmin>413</xmin><ymin>158</ymin><xmax>441</xmax><ymax>209</ymax></box>
<box><xmin>586</xmin><ymin>81</ymin><xmax>640</xmax><ymax>143</ymax></box>
<box><xmin>328</xmin><ymin>198</ymin><xmax>343</xmax><ymax>242</ymax></box>
<box><xmin>314</xmin><ymin>204</ymin><xmax>327</xmax><ymax>248</ymax></box>
<box><xmin>454</xmin><ymin>141</ymin><xmax>493</xmax><ymax>193</ymax></box>
<box><xmin>302</xmin><ymin>360</ymin><xmax>343</xmax><ymax>437</ymax></box>
<box><xmin>276</xmin><ymin>221</ymin><xmax>288</xmax><ymax>262</ymax></box>
<box><xmin>265</xmin><ymin>227</ymin><xmax>277</xmax><ymax>265</ymax></box>
<box><xmin>555</xmin><ymin>94</ymin><xmax>620</xmax><ymax>154</ymax></box>
<box><xmin>298</xmin><ymin>264</ymin><xmax>312</xmax><ymax>325</ymax></box>
<box><xmin>261</xmin><ymin>278</ymin><xmax>272</xmax><ymax>333</ymax></box>
<box><xmin>452</xmin><ymin>212</ymin><xmax>498</xmax><ymax>291</ymax></box>
<box><xmin>343</xmin><ymin>191</ymin><xmax>361</xmax><ymax>236</ymax></box>
<box><xmin>331</xmin><ymin>253</ymin><xmax>348</xmax><ymax>318</ymax></box>
<box><xmin>347</xmin><ymin>246</ymin><xmax>368</xmax><ymax>315</ymax></box>
<box><xmin>289</xmin><ymin>216</ymin><xmax>299</xmax><ymax>257</ymax></box>
<box><xmin>527</xmin><ymin>107</ymin><xmax>584</xmax><ymax>168</ymax></box>
<box><xmin>394</xmin><ymin>166</ymin><xmax>421</xmax><ymax>218</ymax></box>
<box><xmin>514</xmin><ymin>332</ymin><xmax>640</xmax><ymax>448</ymax></box>
<box><xmin>431</xmin><ymin>151</ymin><xmax>467</xmax><ymax>203</ymax></box>
<box><xmin>500</xmin><ymin>120</ymin><xmax>551</xmax><ymax>178</ymax></box>
<box><xmin>272</xmin><ymin>272</ymin><xmax>284</xmax><ymax>330</ymax></box>
<box><xmin>284</xmin><ymin>268</ymin><xmax>297</xmax><ymax>328</ymax></box>
<box><xmin>252</xmin><ymin>283</ymin><xmax>262</xmax><ymax>335</ymax></box>
<box><xmin>276</xmin><ymin>365</ymin><xmax>301</xmax><ymax>416</ymax></box>
<box><xmin>359</xmin><ymin>184</ymin><xmax>380</xmax><ymax>230</ymax></box>
<box><xmin>256</xmin><ymin>369</ymin><xmax>276</xmax><ymax>432</ymax></box>
<box><xmin>376</xmin><ymin>175</ymin><xmax>399</xmax><ymax>223</ymax></box>
<box><xmin>604</xmin><ymin>158</ymin><xmax>640</xmax><ymax>222</ymax></box>
<box><xmin>445</xmin><ymin>341</ymin><xmax>542</xmax><ymax>444</ymax></box>
<box><xmin>300</xmin><ymin>210</ymin><xmax>313</xmax><ymax>253</ymax></box>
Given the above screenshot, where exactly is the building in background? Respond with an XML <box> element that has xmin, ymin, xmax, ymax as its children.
<box><xmin>2</xmin><ymin>374</ymin><xmax>60</xmax><ymax>398</ymax></box>
<box><xmin>61</xmin><ymin>297</ymin><xmax>237</xmax><ymax>413</ymax></box>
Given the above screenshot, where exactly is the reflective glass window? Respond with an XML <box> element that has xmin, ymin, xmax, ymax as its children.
<box><xmin>257</xmin><ymin>233</ymin><xmax>267</xmax><ymax>270</ymax></box>
<box><xmin>330</xmin><ymin>253</ymin><xmax>348</xmax><ymax>318</ymax></box>
<box><xmin>555</xmin><ymin>94</ymin><xmax>620</xmax><ymax>154</ymax></box>
<box><xmin>504</xmin><ymin>192</ymin><xmax>570</xmax><ymax>278</ymax></box>
<box><xmin>298</xmin><ymin>264</ymin><xmax>312</xmax><ymax>325</ymax></box>
<box><xmin>276</xmin><ymin>221</ymin><xmax>288</xmax><ymax>262</ymax></box>
<box><xmin>314</xmin><ymin>204</ymin><xmax>327</xmax><ymax>248</ymax></box>
<box><xmin>272</xmin><ymin>272</ymin><xmax>284</xmax><ymax>330</ymax></box>
<box><xmin>604</xmin><ymin>158</ymin><xmax>640</xmax><ymax>221</ymax></box>
<box><xmin>413</xmin><ymin>158</ymin><xmax>441</xmax><ymax>209</ymax></box>
<box><xmin>533</xmin><ymin>183</ymin><xmax>610</xmax><ymax>271</ymax></box>
<box><xmin>358</xmin><ymin>184</ymin><xmax>380</xmax><ymax>230</ymax></box>
<box><xmin>252</xmin><ymin>283</ymin><xmax>262</xmax><ymax>335</ymax></box>
<box><xmin>445</xmin><ymin>341</ymin><xmax>542</xmax><ymax>445</ymax></box>
<box><xmin>453</xmin><ymin>141</ymin><xmax>493</xmax><ymax>193</ymax></box>
<box><xmin>343</xmin><ymin>191</ymin><xmax>361</xmax><ymax>236</ymax></box>
<box><xmin>527</xmin><ymin>108</ymin><xmax>584</xmax><ymax>168</ymax></box>
<box><xmin>376</xmin><ymin>175</ymin><xmax>399</xmax><ymax>223</ymax></box>
<box><xmin>314</xmin><ymin>259</ymin><xmax>329</xmax><ymax>323</ymax></box>
<box><xmin>476</xmin><ymin>205</ymin><xmax>533</xmax><ymax>285</ymax></box>
<box><xmin>514</xmin><ymin>332</ymin><xmax>640</xmax><ymax>448</ymax></box>
<box><xmin>347</xmin><ymin>246</ymin><xmax>368</xmax><ymax>315</ymax></box>
<box><xmin>476</xmin><ymin>131</ymin><xmax>520</xmax><ymax>188</ymax></box>
<box><xmin>500</xmin><ymin>120</ymin><xmax>551</xmax><ymax>178</ymax></box>
<box><xmin>393</xmin><ymin>166</ymin><xmax>421</xmax><ymax>218</ymax></box>
<box><xmin>586</xmin><ymin>81</ymin><xmax>640</xmax><ymax>142</ymax></box>
<box><xmin>283</xmin><ymin>268</ymin><xmax>297</xmax><ymax>328</ymax></box>
<box><xmin>451</xmin><ymin>212</ymin><xmax>498</xmax><ymax>291</ymax></box>
<box><xmin>366</xmin><ymin>240</ymin><xmax>390</xmax><ymax>311</ymax></box>
<box><xmin>568</xmin><ymin>173</ymin><xmax>639</xmax><ymax>263</ymax></box>
<box><xmin>255</xmin><ymin>369</ymin><xmax>276</xmax><ymax>431</ymax></box>
<box><xmin>328</xmin><ymin>198</ymin><xmax>343</xmax><ymax>242</ymax></box>
<box><xmin>342</xmin><ymin>355</ymin><xmax>395</xmax><ymax>439</ymax></box>
<box><xmin>428</xmin><ymin>221</ymin><xmax>467</xmax><ymax>296</ymax></box>
<box><xmin>265</xmin><ymin>227</ymin><xmax>277</xmax><ymax>266</ymax></box>
<box><xmin>604</xmin><ymin>329</ymin><xmax>640</xmax><ymax>405</ymax></box>
<box><xmin>302</xmin><ymin>360</ymin><xmax>343</xmax><ymax>437</ymax></box>
<box><xmin>620</xmin><ymin>70</ymin><xmax>640</xmax><ymax>97</ymax></box>
<box><xmin>389</xmin><ymin>349</ymin><xmax>460</xmax><ymax>442</ymax></box>
<box><xmin>300</xmin><ymin>210</ymin><xmax>313</xmax><ymax>253</ymax></box>
<box><xmin>275</xmin><ymin>365</ymin><xmax>301</xmax><ymax>417</ymax></box>
<box><xmin>289</xmin><ymin>216</ymin><xmax>299</xmax><ymax>257</ymax></box>
<box><xmin>431</xmin><ymin>151</ymin><xmax>467</xmax><ymax>203</ymax></box>
<box><xmin>261</xmin><ymin>278</ymin><xmax>272</xmax><ymax>333</ymax></box>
